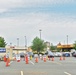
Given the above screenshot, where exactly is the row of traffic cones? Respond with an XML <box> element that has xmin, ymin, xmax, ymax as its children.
<box><xmin>60</xmin><ymin>56</ymin><xmax>65</xmax><ymax>60</ymax></box>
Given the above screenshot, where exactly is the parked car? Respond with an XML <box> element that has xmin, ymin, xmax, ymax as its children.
<box><xmin>63</xmin><ymin>52</ymin><xmax>70</xmax><ymax>57</ymax></box>
<box><xmin>72</xmin><ymin>52</ymin><xmax>76</xmax><ymax>57</ymax></box>
<box><xmin>47</xmin><ymin>51</ymin><xmax>54</xmax><ymax>58</ymax></box>
<box><xmin>54</xmin><ymin>52</ymin><xmax>62</xmax><ymax>57</ymax></box>
<box><xmin>19</xmin><ymin>52</ymin><xmax>25</xmax><ymax>58</ymax></box>
<box><xmin>73</xmin><ymin>53</ymin><xmax>76</xmax><ymax>57</ymax></box>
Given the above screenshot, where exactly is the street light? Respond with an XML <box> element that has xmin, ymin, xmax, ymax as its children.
<box><xmin>17</xmin><ymin>38</ymin><xmax>19</xmax><ymax>46</ymax></box>
<box><xmin>25</xmin><ymin>36</ymin><xmax>27</xmax><ymax>47</ymax></box>
<box><xmin>67</xmin><ymin>35</ymin><xmax>68</xmax><ymax>45</ymax></box>
<box><xmin>39</xmin><ymin>29</ymin><xmax>42</xmax><ymax>39</ymax></box>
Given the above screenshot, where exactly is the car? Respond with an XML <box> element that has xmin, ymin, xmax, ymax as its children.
<box><xmin>19</xmin><ymin>52</ymin><xmax>25</xmax><ymax>58</ymax></box>
<box><xmin>73</xmin><ymin>53</ymin><xmax>76</xmax><ymax>57</ymax></box>
<box><xmin>54</xmin><ymin>52</ymin><xmax>62</xmax><ymax>57</ymax></box>
<box><xmin>47</xmin><ymin>51</ymin><xmax>54</xmax><ymax>58</ymax></box>
<box><xmin>63</xmin><ymin>52</ymin><xmax>70</xmax><ymax>57</ymax></box>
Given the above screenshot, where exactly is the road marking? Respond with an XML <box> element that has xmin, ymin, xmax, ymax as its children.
<box><xmin>52</xmin><ymin>61</ymin><xmax>62</xmax><ymax>65</ymax></box>
<box><xmin>9</xmin><ymin>61</ymin><xmax>13</xmax><ymax>64</ymax></box>
<box><xmin>21</xmin><ymin>71</ymin><xmax>23</xmax><ymax>75</ymax></box>
<box><xmin>48</xmin><ymin>61</ymin><xmax>62</xmax><ymax>65</ymax></box>
<box><xmin>29</xmin><ymin>61</ymin><xmax>35</xmax><ymax>65</ymax></box>
<box><xmin>64</xmin><ymin>72</ymin><xmax>71</xmax><ymax>75</ymax></box>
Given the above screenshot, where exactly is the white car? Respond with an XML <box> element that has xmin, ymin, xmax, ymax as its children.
<box><xmin>54</xmin><ymin>52</ymin><xmax>62</xmax><ymax>57</ymax></box>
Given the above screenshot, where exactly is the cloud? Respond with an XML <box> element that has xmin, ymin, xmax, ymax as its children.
<box><xmin>0</xmin><ymin>12</ymin><xmax>76</xmax><ymax>45</ymax></box>
<box><xmin>0</xmin><ymin>0</ymin><xmax>76</xmax><ymax>45</ymax></box>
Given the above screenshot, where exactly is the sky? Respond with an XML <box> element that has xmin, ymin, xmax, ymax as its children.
<box><xmin>0</xmin><ymin>0</ymin><xmax>76</xmax><ymax>46</ymax></box>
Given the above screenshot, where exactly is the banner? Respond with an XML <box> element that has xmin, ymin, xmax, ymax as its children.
<box><xmin>0</xmin><ymin>48</ymin><xmax>6</xmax><ymax>53</ymax></box>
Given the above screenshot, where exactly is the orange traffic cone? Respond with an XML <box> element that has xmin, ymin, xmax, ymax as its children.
<box><xmin>44</xmin><ymin>57</ymin><xmax>46</xmax><ymax>62</ymax></box>
<box><xmin>6</xmin><ymin>58</ymin><xmax>10</xmax><ymax>67</ymax></box>
<box><xmin>48</xmin><ymin>57</ymin><xmax>50</xmax><ymax>61</ymax></box>
<box><xmin>51</xmin><ymin>57</ymin><xmax>54</xmax><ymax>61</ymax></box>
<box><xmin>4</xmin><ymin>55</ymin><xmax>7</xmax><ymax>62</ymax></box>
<box><xmin>60</xmin><ymin>56</ymin><xmax>63</xmax><ymax>60</ymax></box>
<box><xmin>63</xmin><ymin>56</ymin><xmax>65</xmax><ymax>60</ymax></box>
<box><xmin>25</xmin><ymin>56</ymin><xmax>29</xmax><ymax>64</ymax></box>
<box><xmin>14</xmin><ymin>57</ymin><xmax>16</xmax><ymax>61</ymax></box>
<box><xmin>35</xmin><ymin>57</ymin><xmax>38</xmax><ymax>63</ymax></box>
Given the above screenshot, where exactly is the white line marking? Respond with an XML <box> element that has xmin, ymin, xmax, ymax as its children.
<box><xmin>64</xmin><ymin>72</ymin><xmax>71</xmax><ymax>75</ymax></box>
<box><xmin>9</xmin><ymin>61</ymin><xmax>13</xmax><ymax>64</ymax></box>
<box><xmin>29</xmin><ymin>61</ymin><xmax>35</xmax><ymax>65</ymax></box>
<box><xmin>21</xmin><ymin>71</ymin><xmax>23</xmax><ymax>75</ymax></box>
<box><xmin>48</xmin><ymin>61</ymin><xmax>62</xmax><ymax>65</ymax></box>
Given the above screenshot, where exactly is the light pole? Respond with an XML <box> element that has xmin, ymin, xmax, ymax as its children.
<box><xmin>67</xmin><ymin>35</ymin><xmax>68</xmax><ymax>45</ymax></box>
<box><xmin>17</xmin><ymin>38</ymin><xmax>19</xmax><ymax>47</ymax></box>
<box><xmin>25</xmin><ymin>36</ymin><xmax>27</xmax><ymax>47</ymax></box>
<box><xmin>39</xmin><ymin>29</ymin><xmax>42</xmax><ymax>39</ymax></box>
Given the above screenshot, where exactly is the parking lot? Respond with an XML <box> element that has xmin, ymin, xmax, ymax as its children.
<box><xmin>0</xmin><ymin>57</ymin><xmax>76</xmax><ymax>75</ymax></box>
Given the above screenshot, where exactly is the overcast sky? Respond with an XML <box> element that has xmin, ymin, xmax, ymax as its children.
<box><xmin>0</xmin><ymin>0</ymin><xmax>76</xmax><ymax>46</ymax></box>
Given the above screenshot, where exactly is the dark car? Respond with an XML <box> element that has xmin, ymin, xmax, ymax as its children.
<box><xmin>72</xmin><ymin>52</ymin><xmax>76</xmax><ymax>57</ymax></box>
<box><xmin>19</xmin><ymin>52</ymin><xmax>25</xmax><ymax>58</ymax></box>
<box><xmin>47</xmin><ymin>51</ymin><xmax>54</xmax><ymax>58</ymax></box>
<box><xmin>63</xmin><ymin>52</ymin><xmax>70</xmax><ymax>57</ymax></box>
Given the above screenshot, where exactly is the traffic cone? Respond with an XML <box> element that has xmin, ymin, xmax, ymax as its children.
<box><xmin>51</xmin><ymin>57</ymin><xmax>54</xmax><ymax>61</ymax></box>
<box><xmin>63</xmin><ymin>56</ymin><xmax>65</xmax><ymax>60</ymax></box>
<box><xmin>6</xmin><ymin>58</ymin><xmax>10</xmax><ymax>67</ymax></box>
<box><xmin>41</xmin><ymin>57</ymin><xmax>43</xmax><ymax>60</ymax></box>
<box><xmin>44</xmin><ymin>57</ymin><xmax>46</xmax><ymax>62</ymax></box>
<box><xmin>48</xmin><ymin>57</ymin><xmax>50</xmax><ymax>61</ymax></box>
<box><xmin>60</xmin><ymin>56</ymin><xmax>63</xmax><ymax>60</ymax></box>
<box><xmin>14</xmin><ymin>57</ymin><xmax>16</xmax><ymax>61</ymax></box>
<box><xmin>25</xmin><ymin>56</ymin><xmax>29</xmax><ymax>64</ymax></box>
<box><xmin>4</xmin><ymin>55</ymin><xmax>7</xmax><ymax>62</ymax></box>
<box><xmin>35</xmin><ymin>57</ymin><xmax>38</xmax><ymax>63</ymax></box>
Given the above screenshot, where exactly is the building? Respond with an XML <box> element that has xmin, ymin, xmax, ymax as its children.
<box><xmin>0</xmin><ymin>45</ymin><xmax>30</xmax><ymax>60</ymax></box>
<box><xmin>57</xmin><ymin>42</ymin><xmax>74</xmax><ymax>52</ymax></box>
<box><xmin>44</xmin><ymin>41</ymin><xmax>50</xmax><ymax>51</ymax></box>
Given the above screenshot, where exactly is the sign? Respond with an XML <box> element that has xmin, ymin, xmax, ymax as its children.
<box><xmin>0</xmin><ymin>48</ymin><xmax>6</xmax><ymax>53</ymax></box>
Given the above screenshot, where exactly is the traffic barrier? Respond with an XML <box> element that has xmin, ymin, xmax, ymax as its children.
<box><xmin>35</xmin><ymin>57</ymin><xmax>38</xmax><ymax>63</ymax></box>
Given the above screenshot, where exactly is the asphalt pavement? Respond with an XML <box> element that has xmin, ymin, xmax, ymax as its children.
<box><xmin>0</xmin><ymin>57</ymin><xmax>76</xmax><ymax>75</ymax></box>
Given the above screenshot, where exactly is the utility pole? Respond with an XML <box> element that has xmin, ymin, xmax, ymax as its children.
<box><xmin>25</xmin><ymin>36</ymin><xmax>27</xmax><ymax>47</ymax></box>
<box><xmin>17</xmin><ymin>38</ymin><xmax>19</xmax><ymax>47</ymax></box>
<box><xmin>67</xmin><ymin>35</ymin><xmax>68</xmax><ymax>45</ymax></box>
<box><xmin>39</xmin><ymin>29</ymin><xmax>42</xmax><ymax>39</ymax></box>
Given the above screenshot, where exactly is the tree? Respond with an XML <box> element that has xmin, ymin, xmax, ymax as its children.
<box><xmin>50</xmin><ymin>43</ymin><xmax>57</xmax><ymax>51</ymax></box>
<box><xmin>73</xmin><ymin>41</ymin><xmax>76</xmax><ymax>50</ymax></box>
<box><xmin>0</xmin><ymin>37</ymin><xmax>6</xmax><ymax>47</ymax></box>
<box><xmin>31</xmin><ymin>37</ymin><xmax>46</xmax><ymax>54</ymax></box>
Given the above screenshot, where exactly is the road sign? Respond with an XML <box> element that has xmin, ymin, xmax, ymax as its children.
<box><xmin>0</xmin><ymin>48</ymin><xmax>6</xmax><ymax>53</ymax></box>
